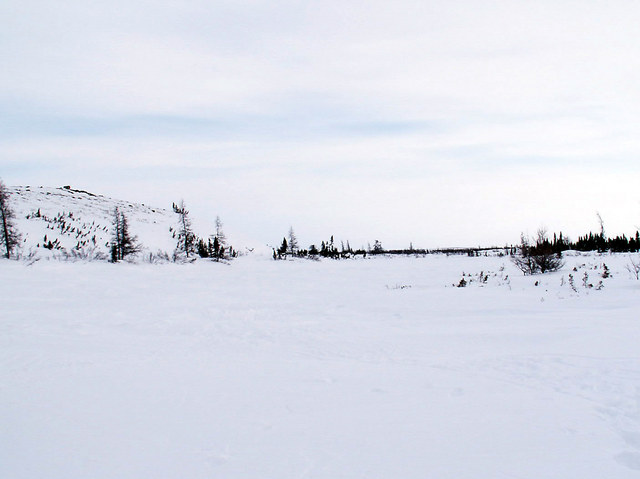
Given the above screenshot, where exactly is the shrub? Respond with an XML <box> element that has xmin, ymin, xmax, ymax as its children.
<box><xmin>512</xmin><ymin>229</ymin><xmax>564</xmax><ymax>275</ymax></box>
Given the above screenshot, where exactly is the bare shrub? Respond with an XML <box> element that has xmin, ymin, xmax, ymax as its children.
<box><xmin>627</xmin><ymin>257</ymin><xmax>640</xmax><ymax>280</ymax></box>
<box><xmin>512</xmin><ymin>229</ymin><xmax>564</xmax><ymax>275</ymax></box>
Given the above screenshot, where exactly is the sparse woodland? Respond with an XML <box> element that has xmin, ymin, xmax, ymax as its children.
<box><xmin>1</xmin><ymin>183</ymin><xmax>639</xmax><ymax>278</ymax></box>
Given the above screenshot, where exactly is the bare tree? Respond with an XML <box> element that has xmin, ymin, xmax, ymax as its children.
<box><xmin>627</xmin><ymin>256</ymin><xmax>640</xmax><ymax>280</ymax></box>
<box><xmin>596</xmin><ymin>212</ymin><xmax>605</xmax><ymax>239</ymax></box>
<box><xmin>596</xmin><ymin>212</ymin><xmax>607</xmax><ymax>252</ymax></box>
<box><xmin>0</xmin><ymin>180</ymin><xmax>20</xmax><ymax>259</ymax></box>
<box><xmin>512</xmin><ymin>234</ymin><xmax>537</xmax><ymax>275</ymax></box>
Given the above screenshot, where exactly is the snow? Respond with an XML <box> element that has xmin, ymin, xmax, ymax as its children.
<box><xmin>2</xmin><ymin>252</ymin><xmax>640</xmax><ymax>478</ymax></box>
<box><xmin>7</xmin><ymin>185</ymin><xmax>178</xmax><ymax>260</ymax></box>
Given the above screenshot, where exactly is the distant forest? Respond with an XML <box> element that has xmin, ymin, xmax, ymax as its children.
<box><xmin>272</xmin><ymin>228</ymin><xmax>640</xmax><ymax>261</ymax></box>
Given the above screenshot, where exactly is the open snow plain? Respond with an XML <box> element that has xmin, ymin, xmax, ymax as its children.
<box><xmin>2</xmin><ymin>253</ymin><xmax>640</xmax><ymax>478</ymax></box>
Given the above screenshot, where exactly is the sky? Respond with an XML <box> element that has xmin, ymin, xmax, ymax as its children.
<box><xmin>2</xmin><ymin>0</ymin><xmax>640</xmax><ymax>249</ymax></box>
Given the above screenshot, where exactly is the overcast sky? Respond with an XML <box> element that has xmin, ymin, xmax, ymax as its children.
<box><xmin>2</xmin><ymin>0</ymin><xmax>640</xmax><ymax>249</ymax></box>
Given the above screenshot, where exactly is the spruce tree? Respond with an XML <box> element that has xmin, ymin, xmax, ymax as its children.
<box><xmin>372</xmin><ymin>240</ymin><xmax>384</xmax><ymax>254</ymax></box>
<box><xmin>110</xmin><ymin>208</ymin><xmax>121</xmax><ymax>262</ymax></box>
<box><xmin>278</xmin><ymin>238</ymin><xmax>288</xmax><ymax>258</ymax></box>
<box><xmin>210</xmin><ymin>216</ymin><xmax>226</xmax><ymax>260</ymax></box>
<box><xmin>213</xmin><ymin>236</ymin><xmax>221</xmax><ymax>261</ymax></box>
<box><xmin>173</xmin><ymin>200</ymin><xmax>196</xmax><ymax>258</ymax></box>
<box><xmin>197</xmin><ymin>238</ymin><xmax>209</xmax><ymax>258</ymax></box>
<box><xmin>288</xmin><ymin>227</ymin><xmax>298</xmax><ymax>256</ymax></box>
<box><xmin>0</xmin><ymin>179</ymin><xmax>20</xmax><ymax>259</ymax></box>
<box><xmin>214</xmin><ymin>216</ymin><xmax>226</xmax><ymax>248</ymax></box>
<box><xmin>110</xmin><ymin>207</ymin><xmax>140</xmax><ymax>262</ymax></box>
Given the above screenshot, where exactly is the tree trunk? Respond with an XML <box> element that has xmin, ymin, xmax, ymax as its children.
<box><xmin>1</xmin><ymin>209</ymin><xmax>10</xmax><ymax>258</ymax></box>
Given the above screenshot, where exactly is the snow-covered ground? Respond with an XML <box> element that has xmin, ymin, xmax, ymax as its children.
<box><xmin>2</xmin><ymin>252</ymin><xmax>640</xmax><ymax>478</ymax></box>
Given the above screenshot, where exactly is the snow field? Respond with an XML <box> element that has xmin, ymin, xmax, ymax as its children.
<box><xmin>2</xmin><ymin>253</ymin><xmax>640</xmax><ymax>478</ymax></box>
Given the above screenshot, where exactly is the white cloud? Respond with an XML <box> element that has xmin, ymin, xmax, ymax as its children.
<box><xmin>2</xmin><ymin>0</ymin><xmax>640</xmax><ymax>247</ymax></box>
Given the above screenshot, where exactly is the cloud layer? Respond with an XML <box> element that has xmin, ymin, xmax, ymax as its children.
<box><xmin>2</xmin><ymin>0</ymin><xmax>640</xmax><ymax>247</ymax></box>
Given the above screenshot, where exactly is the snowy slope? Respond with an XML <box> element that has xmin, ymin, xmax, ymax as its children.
<box><xmin>2</xmin><ymin>253</ymin><xmax>640</xmax><ymax>478</ymax></box>
<box><xmin>7</xmin><ymin>185</ymin><xmax>176</xmax><ymax>259</ymax></box>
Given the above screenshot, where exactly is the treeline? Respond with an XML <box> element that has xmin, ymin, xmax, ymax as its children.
<box><xmin>273</xmin><ymin>231</ymin><xmax>415</xmax><ymax>260</ymax></box>
<box><xmin>272</xmin><ymin>230</ymin><xmax>509</xmax><ymax>260</ymax></box>
<box><xmin>542</xmin><ymin>231</ymin><xmax>640</xmax><ymax>254</ymax></box>
<box><xmin>2</xmin><ymin>180</ymin><xmax>640</xmax><ymax>264</ymax></box>
<box><xmin>272</xmin><ymin>226</ymin><xmax>640</xmax><ymax>264</ymax></box>
<box><xmin>274</xmin><ymin>231</ymin><xmax>364</xmax><ymax>259</ymax></box>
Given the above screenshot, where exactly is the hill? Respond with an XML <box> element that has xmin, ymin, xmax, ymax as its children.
<box><xmin>7</xmin><ymin>185</ymin><xmax>176</xmax><ymax>260</ymax></box>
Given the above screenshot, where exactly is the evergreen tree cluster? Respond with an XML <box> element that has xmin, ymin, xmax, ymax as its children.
<box><xmin>571</xmin><ymin>231</ymin><xmax>640</xmax><ymax>253</ymax></box>
<box><xmin>274</xmin><ymin>230</ymin><xmax>372</xmax><ymax>260</ymax></box>
<box><xmin>540</xmin><ymin>230</ymin><xmax>640</xmax><ymax>254</ymax></box>
<box><xmin>273</xmin><ymin>231</ymin><xmax>442</xmax><ymax>260</ymax></box>
<box><xmin>172</xmin><ymin>205</ymin><xmax>236</xmax><ymax>262</ymax></box>
<box><xmin>196</xmin><ymin>235</ymin><xmax>236</xmax><ymax>261</ymax></box>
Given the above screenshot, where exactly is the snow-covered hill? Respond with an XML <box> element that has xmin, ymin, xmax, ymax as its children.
<box><xmin>7</xmin><ymin>185</ymin><xmax>176</xmax><ymax>260</ymax></box>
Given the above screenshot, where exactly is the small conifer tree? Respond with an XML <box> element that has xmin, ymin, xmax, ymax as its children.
<box><xmin>288</xmin><ymin>227</ymin><xmax>298</xmax><ymax>256</ymax></box>
<box><xmin>0</xmin><ymin>179</ymin><xmax>21</xmax><ymax>259</ymax></box>
<box><xmin>173</xmin><ymin>200</ymin><xmax>196</xmax><ymax>258</ymax></box>
<box><xmin>110</xmin><ymin>207</ymin><xmax>140</xmax><ymax>262</ymax></box>
<box><xmin>278</xmin><ymin>238</ymin><xmax>288</xmax><ymax>258</ymax></box>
